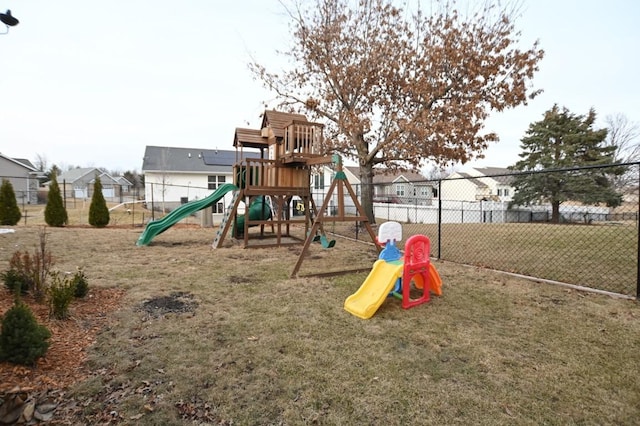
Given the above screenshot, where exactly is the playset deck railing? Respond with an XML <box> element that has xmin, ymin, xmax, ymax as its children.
<box><xmin>234</xmin><ymin>158</ymin><xmax>309</xmax><ymax>195</ymax></box>
<box><xmin>283</xmin><ymin>121</ymin><xmax>323</xmax><ymax>160</ymax></box>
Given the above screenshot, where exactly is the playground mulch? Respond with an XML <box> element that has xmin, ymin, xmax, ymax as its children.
<box><xmin>0</xmin><ymin>287</ymin><xmax>125</xmax><ymax>393</ymax></box>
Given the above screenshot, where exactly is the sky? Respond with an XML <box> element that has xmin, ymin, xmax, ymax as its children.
<box><xmin>0</xmin><ymin>0</ymin><xmax>639</xmax><ymax>174</ymax></box>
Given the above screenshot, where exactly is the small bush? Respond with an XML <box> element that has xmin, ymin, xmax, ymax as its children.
<box><xmin>45</xmin><ymin>173</ymin><xmax>68</xmax><ymax>227</ymax></box>
<box><xmin>5</xmin><ymin>229</ymin><xmax>54</xmax><ymax>301</ymax></box>
<box><xmin>0</xmin><ymin>178</ymin><xmax>22</xmax><ymax>226</ymax></box>
<box><xmin>71</xmin><ymin>268</ymin><xmax>89</xmax><ymax>298</ymax></box>
<box><xmin>0</xmin><ymin>302</ymin><xmax>51</xmax><ymax>365</ymax></box>
<box><xmin>89</xmin><ymin>175</ymin><xmax>110</xmax><ymax>227</ymax></box>
<box><xmin>1</xmin><ymin>269</ymin><xmax>28</xmax><ymax>294</ymax></box>
<box><xmin>7</xmin><ymin>251</ymin><xmax>35</xmax><ymax>293</ymax></box>
<box><xmin>48</xmin><ymin>272</ymin><xmax>75</xmax><ymax>320</ymax></box>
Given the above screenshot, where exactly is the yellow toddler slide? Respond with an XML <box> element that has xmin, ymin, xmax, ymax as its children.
<box><xmin>344</xmin><ymin>260</ymin><xmax>404</xmax><ymax>319</ymax></box>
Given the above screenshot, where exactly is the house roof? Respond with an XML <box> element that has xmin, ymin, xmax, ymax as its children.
<box><xmin>12</xmin><ymin>158</ymin><xmax>37</xmax><ymax>170</ymax></box>
<box><xmin>54</xmin><ymin>167</ymin><xmax>119</xmax><ymax>185</ymax></box>
<box><xmin>115</xmin><ymin>176</ymin><xmax>133</xmax><ymax>186</ymax></box>
<box><xmin>345</xmin><ymin>166</ymin><xmax>428</xmax><ymax>184</ymax></box>
<box><xmin>0</xmin><ymin>153</ymin><xmax>38</xmax><ymax>172</ymax></box>
<box><xmin>142</xmin><ymin>146</ymin><xmax>259</xmax><ymax>173</ymax></box>
<box><xmin>57</xmin><ymin>167</ymin><xmax>101</xmax><ymax>183</ymax></box>
<box><xmin>456</xmin><ymin>172</ymin><xmax>489</xmax><ymax>188</ymax></box>
<box><xmin>472</xmin><ymin>167</ymin><xmax>514</xmax><ymax>185</ymax></box>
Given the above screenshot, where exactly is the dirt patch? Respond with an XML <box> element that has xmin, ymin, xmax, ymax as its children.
<box><xmin>137</xmin><ymin>291</ymin><xmax>198</xmax><ymax>317</ymax></box>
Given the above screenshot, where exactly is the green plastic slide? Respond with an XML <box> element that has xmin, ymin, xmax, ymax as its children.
<box><xmin>233</xmin><ymin>196</ymin><xmax>272</xmax><ymax>236</ymax></box>
<box><xmin>136</xmin><ymin>183</ymin><xmax>238</xmax><ymax>246</ymax></box>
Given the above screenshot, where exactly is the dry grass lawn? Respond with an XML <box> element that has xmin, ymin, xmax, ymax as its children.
<box><xmin>1</xmin><ymin>206</ymin><xmax>639</xmax><ymax>424</ymax></box>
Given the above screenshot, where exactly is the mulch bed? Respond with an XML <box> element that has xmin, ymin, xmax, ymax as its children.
<box><xmin>0</xmin><ymin>287</ymin><xmax>125</xmax><ymax>423</ymax></box>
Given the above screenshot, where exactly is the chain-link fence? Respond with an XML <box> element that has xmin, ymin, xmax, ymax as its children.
<box><xmin>316</xmin><ymin>163</ymin><xmax>639</xmax><ymax>299</ymax></box>
<box><xmin>0</xmin><ymin>175</ymin><xmax>138</xmax><ymax>205</ymax></box>
<box><xmin>4</xmin><ymin>164</ymin><xmax>638</xmax><ymax>297</ymax></box>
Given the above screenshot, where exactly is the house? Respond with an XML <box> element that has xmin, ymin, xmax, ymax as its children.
<box><xmin>345</xmin><ymin>166</ymin><xmax>434</xmax><ymax>205</ymax></box>
<box><xmin>141</xmin><ymin>145</ymin><xmax>260</xmax><ymax>216</ymax></box>
<box><xmin>53</xmin><ymin>168</ymin><xmax>122</xmax><ymax>201</ymax></box>
<box><xmin>307</xmin><ymin>164</ymin><xmax>435</xmax><ymax>214</ymax></box>
<box><xmin>441</xmin><ymin>167</ymin><xmax>514</xmax><ymax>202</ymax></box>
<box><xmin>113</xmin><ymin>176</ymin><xmax>133</xmax><ymax>195</ymax></box>
<box><xmin>0</xmin><ymin>153</ymin><xmax>40</xmax><ymax>204</ymax></box>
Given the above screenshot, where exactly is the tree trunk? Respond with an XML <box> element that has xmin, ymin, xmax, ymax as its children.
<box><xmin>551</xmin><ymin>201</ymin><xmax>560</xmax><ymax>223</ymax></box>
<box><xmin>359</xmin><ymin>162</ymin><xmax>376</xmax><ymax>224</ymax></box>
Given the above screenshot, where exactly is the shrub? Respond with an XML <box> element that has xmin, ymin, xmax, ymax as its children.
<box><xmin>71</xmin><ymin>268</ymin><xmax>89</xmax><ymax>298</ymax></box>
<box><xmin>1</xmin><ymin>269</ymin><xmax>28</xmax><ymax>295</ymax></box>
<box><xmin>45</xmin><ymin>172</ymin><xmax>68</xmax><ymax>227</ymax></box>
<box><xmin>0</xmin><ymin>178</ymin><xmax>22</xmax><ymax>226</ymax></box>
<box><xmin>48</xmin><ymin>272</ymin><xmax>75</xmax><ymax>320</ymax></box>
<box><xmin>89</xmin><ymin>175</ymin><xmax>110</xmax><ymax>227</ymax></box>
<box><xmin>7</xmin><ymin>251</ymin><xmax>35</xmax><ymax>293</ymax></box>
<box><xmin>4</xmin><ymin>229</ymin><xmax>55</xmax><ymax>302</ymax></box>
<box><xmin>0</xmin><ymin>302</ymin><xmax>51</xmax><ymax>365</ymax></box>
<box><xmin>32</xmin><ymin>228</ymin><xmax>54</xmax><ymax>301</ymax></box>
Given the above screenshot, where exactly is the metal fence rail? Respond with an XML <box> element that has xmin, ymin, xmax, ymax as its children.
<box><xmin>320</xmin><ymin>163</ymin><xmax>639</xmax><ymax>299</ymax></box>
<box><xmin>3</xmin><ymin>164</ymin><xmax>638</xmax><ymax>297</ymax></box>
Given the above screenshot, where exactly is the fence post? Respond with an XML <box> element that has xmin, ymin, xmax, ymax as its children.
<box><xmin>151</xmin><ymin>182</ymin><xmax>155</xmax><ymax>221</ymax></box>
<box><xmin>437</xmin><ymin>179</ymin><xmax>442</xmax><ymax>260</ymax></box>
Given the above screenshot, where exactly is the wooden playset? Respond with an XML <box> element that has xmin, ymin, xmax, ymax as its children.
<box><xmin>211</xmin><ymin>110</ymin><xmax>378</xmax><ymax>275</ymax></box>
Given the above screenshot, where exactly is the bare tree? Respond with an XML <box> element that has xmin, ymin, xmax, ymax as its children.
<box><xmin>33</xmin><ymin>153</ymin><xmax>48</xmax><ymax>172</ymax></box>
<box><xmin>251</xmin><ymin>0</ymin><xmax>544</xmax><ymax>222</ymax></box>
<box><xmin>605</xmin><ymin>113</ymin><xmax>640</xmax><ymax>193</ymax></box>
<box><xmin>157</xmin><ymin>148</ymin><xmax>171</xmax><ymax>214</ymax></box>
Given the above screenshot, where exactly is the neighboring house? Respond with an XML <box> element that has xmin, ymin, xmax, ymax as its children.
<box><xmin>441</xmin><ymin>167</ymin><xmax>514</xmax><ymax>202</ymax></box>
<box><xmin>309</xmin><ymin>165</ymin><xmax>434</xmax><ymax>212</ymax></box>
<box><xmin>141</xmin><ymin>146</ymin><xmax>260</xmax><ymax>217</ymax></box>
<box><xmin>51</xmin><ymin>167</ymin><xmax>121</xmax><ymax>200</ymax></box>
<box><xmin>345</xmin><ymin>166</ymin><xmax>434</xmax><ymax>205</ymax></box>
<box><xmin>114</xmin><ymin>176</ymin><xmax>133</xmax><ymax>194</ymax></box>
<box><xmin>0</xmin><ymin>153</ymin><xmax>40</xmax><ymax>204</ymax></box>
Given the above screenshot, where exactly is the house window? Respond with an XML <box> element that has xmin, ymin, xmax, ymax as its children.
<box><xmin>208</xmin><ymin>175</ymin><xmax>226</xmax><ymax>190</ymax></box>
<box><xmin>504</xmin><ymin>189</ymin><xmax>510</xmax><ymax>196</ymax></box>
<box><xmin>497</xmin><ymin>189</ymin><xmax>503</xmax><ymax>196</ymax></box>
<box><xmin>214</xmin><ymin>202</ymin><xmax>224</xmax><ymax>214</ymax></box>
<box><xmin>396</xmin><ymin>184</ymin><xmax>405</xmax><ymax>196</ymax></box>
<box><xmin>432</xmin><ymin>187</ymin><xmax>438</xmax><ymax>198</ymax></box>
<box><xmin>313</xmin><ymin>173</ymin><xmax>325</xmax><ymax>190</ymax></box>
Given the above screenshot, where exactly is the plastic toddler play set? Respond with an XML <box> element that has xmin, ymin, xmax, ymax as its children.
<box><xmin>344</xmin><ymin>222</ymin><xmax>442</xmax><ymax>319</ymax></box>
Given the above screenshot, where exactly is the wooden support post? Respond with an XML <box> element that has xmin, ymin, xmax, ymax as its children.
<box><xmin>291</xmin><ymin>162</ymin><xmax>379</xmax><ymax>278</ymax></box>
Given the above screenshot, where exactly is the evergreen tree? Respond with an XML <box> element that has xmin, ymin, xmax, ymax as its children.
<box><xmin>44</xmin><ymin>172</ymin><xmax>68</xmax><ymax>227</ymax></box>
<box><xmin>89</xmin><ymin>174</ymin><xmax>110</xmax><ymax>227</ymax></box>
<box><xmin>510</xmin><ymin>105</ymin><xmax>623</xmax><ymax>223</ymax></box>
<box><xmin>0</xmin><ymin>179</ymin><xmax>22</xmax><ymax>225</ymax></box>
<box><xmin>0</xmin><ymin>302</ymin><xmax>51</xmax><ymax>366</ymax></box>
